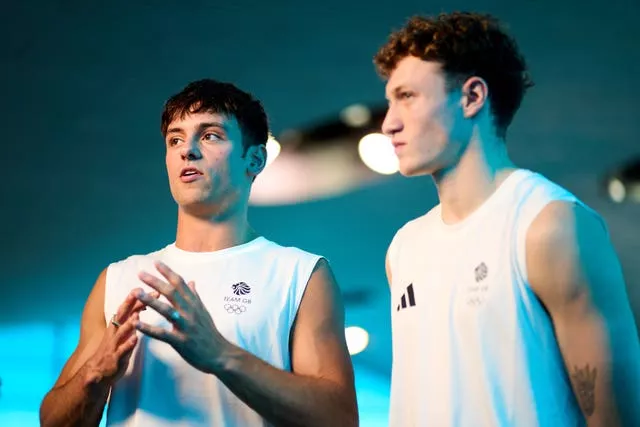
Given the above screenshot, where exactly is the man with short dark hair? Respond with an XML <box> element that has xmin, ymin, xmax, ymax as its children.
<box><xmin>40</xmin><ymin>79</ymin><xmax>358</xmax><ymax>427</ymax></box>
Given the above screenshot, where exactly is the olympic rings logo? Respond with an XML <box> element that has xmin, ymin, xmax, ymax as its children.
<box><xmin>466</xmin><ymin>297</ymin><xmax>484</xmax><ymax>306</ymax></box>
<box><xmin>224</xmin><ymin>304</ymin><xmax>247</xmax><ymax>314</ymax></box>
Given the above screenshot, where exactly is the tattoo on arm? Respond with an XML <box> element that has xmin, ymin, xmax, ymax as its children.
<box><xmin>570</xmin><ymin>364</ymin><xmax>597</xmax><ymax>417</ymax></box>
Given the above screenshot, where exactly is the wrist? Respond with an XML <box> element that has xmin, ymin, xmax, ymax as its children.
<box><xmin>207</xmin><ymin>341</ymin><xmax>244</xmax><ymax>376</ymax></box>
<box><xmin>80</xmin><ymin>363</ymin><xmax>111</xmax><ymax>397</ymax></box>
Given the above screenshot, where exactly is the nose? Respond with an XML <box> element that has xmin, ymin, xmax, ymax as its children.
<box><xmin>181</xmin><ymin>139</ymin><xmax>202</xmax><ymax>161</ymax></box>
<box><xmin>381</xmin><ymin>105</ymin><xmax>403</xmax><ymax>137</ymax></box>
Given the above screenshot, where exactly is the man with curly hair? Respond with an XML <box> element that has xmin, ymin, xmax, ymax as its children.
<box><xmin>376</xmin><ymin>12</ymin><xmax>640</xmax><ymax>426</ymax></box>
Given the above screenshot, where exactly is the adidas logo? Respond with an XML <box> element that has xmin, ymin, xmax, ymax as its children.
<box><xmin>397</xmin><ymin>283</ymin><xmax>416</xmax><ymax>311</ymax></box>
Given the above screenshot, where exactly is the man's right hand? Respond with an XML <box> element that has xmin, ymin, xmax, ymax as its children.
<box><xmin>83</xmin><ymin>288</ymin><xmax>158</xmax><ymax>391</ymax></box>
<box><xmin>40</xmin><ymin>269</ymin><xmax>161</xmax><ymax>427</ymax></box>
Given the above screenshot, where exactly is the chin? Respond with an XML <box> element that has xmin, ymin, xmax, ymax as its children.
<box><xmin>398</xmin><ymin>160</ymin><xmax>433</xmax><ymax>177</ymax></box>
<box><xmin>399</xmin><ymin>168</ymin><xmax>426</xmax><ymax>178</ymax></box>
<box><xmin>173</xmin><ymin>192</ymin><xmax>207</xmax><ymax>206</ymax></box>
<box><xmin>172</xmin><ymin>191</ymin><xmax>211</xmax><ymax>208</ymax></box>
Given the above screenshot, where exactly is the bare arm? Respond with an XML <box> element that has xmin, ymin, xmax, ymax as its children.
<box><xmin>40</xmin><ymin>269</ymin><xmax>144</xmax><ymax>427</ymax></box>
<box><xmin>211</xmin><ymin>258</ymin><xmax>358</xmax><ymax>427</ymax></box>
<box><xmin>527</xmin><ymin>201</ymin><xmax>640</xmax><ymax>426</ymax></box>
<box><xmin>40</xmin><ymin>269</ymin><xmax>110</xmax><ymax>427</ymax></box>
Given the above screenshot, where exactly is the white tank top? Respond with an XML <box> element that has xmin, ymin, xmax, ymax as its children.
<box><xmin>103</xmin><ymin>236</ymin><xmax>322</xmax><ymax>427</ymax></box>
<box><xmin>387</xmin><ymin>169</ymin><xmax>603</xmax><ymax>427</ymax></box>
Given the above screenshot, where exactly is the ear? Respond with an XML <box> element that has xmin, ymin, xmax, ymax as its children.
<box><xmin>460</xmin><ymin>76</ymin><xmax>489</xmax><ymax>119</ymax></box>
<box><xmin>245</xmin><ymin>144</ymin><xmax>267</xmax><ymax>178</ymax></box>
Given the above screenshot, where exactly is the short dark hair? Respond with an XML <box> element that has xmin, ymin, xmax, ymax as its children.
<box><xmin>161</xmin><ymin>79</ymin><xmax>269</xmax><ymax>153</ymax></box>
<box><xmin>374</xmin><ymin>12</ymin><xmax>534</xmax><ymax>137</ymax></box>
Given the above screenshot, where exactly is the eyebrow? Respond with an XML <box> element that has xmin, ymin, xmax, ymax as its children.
<box><xmin>393</xmin><ymin>85</ymin><xmax>410</xmax><ymax>97</ymax></box>
<box><xmin>166</xmin><ymin>122</ymin><xmax>227</xmax><ymax>135</ymax></box>
<box><xmin>385</xmin><ymin>85</ymin><xmax>406</xmax><ymax>101</ymax></box>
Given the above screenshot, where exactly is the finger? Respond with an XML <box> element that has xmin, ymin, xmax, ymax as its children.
<box><xmin>116</xmin><ymin>334</ymin><xmax>139</xmax><ymax>358</ymax></box>
<box><xmin>130</xmin><ymin>290</ymin><xmax>160</xmax><ymax>314</ymax></box>
<box><xmin>187</xmin><ymin>281</ymin><xmax>197</xmax><ymax>294</ymax></box>
<box><xmin>131</xmin><ymin>299</ymin><xmax>147</xmax><ymax>313</ymax></box>
<box><xmin>154</xmin><ymin>261</ymin><xmax>195</xmax><ymax>300</ymax></box>
<box><xmin>135</xmin><ymin>290</ymin><xmax>183</xmax><ymax>327</ymax></box>
<box><xmin>138</xmin><ymin>272</ymin><xmax>184</xmax><ymax>307</ymax></box>
<box><xmin>114</xmin><ymin>291</ymin><xmax>139</xmax><ymax>325</ymax></box>
<box><xmin>135</xmin><ymin>321</ymin><xmax>181</xmax><ymax>347</ymax></box>
<box><xmin>114</xmin><ymin>312</ymin><xmax>140</xmax><ymax>344</ymax></box>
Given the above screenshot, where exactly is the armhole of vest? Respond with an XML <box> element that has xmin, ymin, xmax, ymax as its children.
<box><xmin>515</xmin><ymin>194</ymin><xmax>583</xmax><ymax>286</ymax></box>
<box><xmin>387</xmin><ymin>228</ymin><xmax>403</xmax><ymax>290</ymax></box>
<box><xmin>104</xmin><ymin>262</ymin><xmax>121</xmax><ymax>328</ymax></box>
<box><xmin>292</xmin><ymin>254</ymin><xmax>324</xmax><ymax>312</ymax></box>
<box><xmin>287</xmin><ymin>254</ymin><xmax>324</xmax><ymax>351</ymax></box>
<box><xmin>284</xmin><ymin>254</ymin><xmax>323</xmax><ymax>369</ymax></box>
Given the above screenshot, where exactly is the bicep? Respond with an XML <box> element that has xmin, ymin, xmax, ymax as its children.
<box><xmin>53</xmin><ymin>268</ymin><xmax>108</xmax><ymax>388</ymax></box>
<box><xmin>289</xmin><ymin>259</ymin><xmax>355</xmax><ymax>389</ymax></box>
<box><xmin>527</xmin><ymin>201</ymin><xmax>640</xmax><ymax>421</ymax></box>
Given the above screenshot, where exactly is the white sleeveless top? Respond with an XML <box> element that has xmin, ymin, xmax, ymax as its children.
<box><xmin>387</xmin><ymin>169</ymin><xmax>603</xmax><ymax>427</ymax></box>
<box><xmin>103</xmin><ymin>237</ymin><xmax>322</xmax><ymax>427</ymax></box>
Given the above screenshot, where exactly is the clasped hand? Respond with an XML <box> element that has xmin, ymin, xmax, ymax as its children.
<box><xmin>134</xmin><ymin>261</ymin><xmax>231</xmax><ymax>374</ymax></box>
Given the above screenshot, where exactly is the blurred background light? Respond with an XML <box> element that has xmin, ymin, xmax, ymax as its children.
<box><xmin>608</xmin><ymin>178</ymin><xmax>626</xmax><ymax>203</ymax></box>
<box><xmin>358</xmin><ymin>133</ymin><xmax>398</xmax><ymax>175</ymax></box>
<box><xmin>265</xmin><ymin>135</ymin><xmax>281</xmax><ymax>167</ymax></box>
<box><xmin>341</xmin><ymin>104</ymin><xmax>372</xmax><ymax>128</ymax></box>
<box><xmin>605</xmin><ymin>157</ymin><xmax>640</xmax><ymax>203</ymax></box>
<box><xmin>345</xmin><ymin>326</ymin><xmax>370</xmax><ymax>355</ymax></box>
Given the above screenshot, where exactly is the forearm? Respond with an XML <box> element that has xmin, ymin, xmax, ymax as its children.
<box><xmin>40</xmin><ymin>364</ymin><xmax>110</xmax><ymax>427</ymax></box>
<box><xmin>559</xmin><ymin>316</ymin><xmax>640</xmax><ymax>426</ymax></box>
<box><xmin>582</xmin><ymin>354</ymin><xmax>640</xmax><ymax>427</ymax></box>
<box><xmin>568</xmin><ymin>361</ymin><xmax>618</xmax><ymax>427</ymax></box>
<box><xmin>571</xmin><ymin>361</ymin><xmax>640</xmax><ymax>427</ymax></box>
<box><xmin>211</xmin><ymin>347</ymin><xmax>358</xmax><ymax>427</ymax></box>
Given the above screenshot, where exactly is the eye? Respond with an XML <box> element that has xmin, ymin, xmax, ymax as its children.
<box><xmin>203</xmin><ymin>132</ymin><xmax>223</xmax><ymax>142</ymax></box>
<box><xmin>399</xmin><ymin>91</ymin><xmax>414</xmax><ymax>100</ymax></box>
<box><xmin>167</xmin><ymin>137</ymin><xmax>182</xmax><ymax>146</ymax></box>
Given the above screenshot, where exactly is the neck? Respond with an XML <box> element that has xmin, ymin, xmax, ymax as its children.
<box><xmin>174</xmin><ymin>204</ymin><xmax>258</xmax><ymax>252</ymax></box>
<box><xmin>433</xmin><ymin>129</ymin><xmax>516</xmax><ymax>225</ymax></box>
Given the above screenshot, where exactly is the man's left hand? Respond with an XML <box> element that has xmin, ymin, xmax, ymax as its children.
<box><xmin>134</xmin><ymin>261</ymin><xmax>231</xmax><ymax>374</ymax></box>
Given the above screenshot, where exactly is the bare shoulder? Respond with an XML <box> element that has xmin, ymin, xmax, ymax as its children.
<box><xmin>525</xmin><ymin>199</ymin><xmax>621</xmax><ymax>308</ymax></box>
<box><xmin>309</xmin><ymin>257</ymin><xmax>333</xmax><ymax>280</ymax></box>
<box><xmin>290</xmin><ymin>258</ymin><xmax>353</xmax><ymax>385</ymax></box>
<box><xmin>298</xmin><ymin>258</ymin><xmax>342</xmax><ymax>319</ymax></box>
<box><xmin>526</xmin><ymin>200</ymin><xmax>606</xmax><ymax>248</ymax></box>
<box><xmin>52</xmin><ymin>267</ymin><xmax>109</xmax><ymax>387</ymax></box>
<box><xmin>82</xmin><ymin>267</ymin><xmax>109</xmax><ymax>330</ymax></box>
